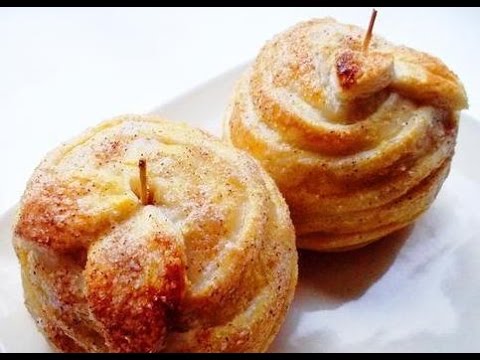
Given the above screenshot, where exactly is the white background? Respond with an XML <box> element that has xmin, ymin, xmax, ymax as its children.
<box><xmin>1</xmin><ymin>7</ymin><xmax>479</xmax><ymax>213</ymax></box>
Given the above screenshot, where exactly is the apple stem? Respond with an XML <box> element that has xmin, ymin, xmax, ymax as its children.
<box><xmin>138</xmin><ymin>158</ymin><xmax>150</xmax><ymax>205</ymax></box>
<box><xmin>362</xmin><ymin>9</ymin><xmax>378</xmax><ymax>52</ymax></box>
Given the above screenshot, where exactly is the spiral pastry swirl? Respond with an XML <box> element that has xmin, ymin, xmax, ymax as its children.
<box><xmin>224</xmin><ymin>18</ymin><xmax>468</xmax><ymax>251</ymax></box>
<box><xmin>13</xmin><ymin>115</ymin><xmax>297</xmax><ymax>352</ymax></box>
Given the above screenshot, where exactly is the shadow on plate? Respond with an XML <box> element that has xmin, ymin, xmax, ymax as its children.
<box><xmin>269</xmin><ymin>225</ymin><xmax>413</xmax><ymax>352</ymax></box>
<box><xmin>298</xmin><ymin>224</ymin><xmax>413</xmax><ymax>302</ymax></box>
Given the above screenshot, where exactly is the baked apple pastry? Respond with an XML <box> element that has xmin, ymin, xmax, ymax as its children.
<box><xmin>13</xmin><ymin>115</ymin><xmax>297</xmax><ymax>352</ymax></box>
<box><xmin>224</xmin><ymin>17</ymin><xmax>468</xmax><ymax>251</ymax></box>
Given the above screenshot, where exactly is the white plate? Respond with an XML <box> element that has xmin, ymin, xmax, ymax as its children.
<box><xmin>1</xmin><ymin>64</ymin><xmax>480</xmax><ymax>353</ymax></box>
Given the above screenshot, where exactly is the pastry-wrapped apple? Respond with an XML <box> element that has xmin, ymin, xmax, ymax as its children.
<box><xmin>13</xmin><ymin>115</ymin><xmax>297</xmax><ymax>352</ymax></box>
<box><xmin>224</xmin><ymin>16</ymin><xmax>468</xmax><ymax>251</ymax></box>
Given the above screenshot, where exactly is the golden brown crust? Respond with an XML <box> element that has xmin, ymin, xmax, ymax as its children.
<box><xmin>224</xmin><ymin>17</ymin><xmax>468</xmax><ymax>251</ymax></box>
<box><xmin>13</xmin><ymin>115</ymin><xmax>297</xmax><ymax>352</ymax></box>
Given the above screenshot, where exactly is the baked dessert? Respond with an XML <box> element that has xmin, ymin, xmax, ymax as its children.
<box><xmin>12</xmin><ymin>115</ymin><xmax>297</xmax><ymax>352</ymax></box>
<box><xmin>224</xmin><ymin>17</ymin><xmax>468</xmax><ymax>251</ymax></box>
